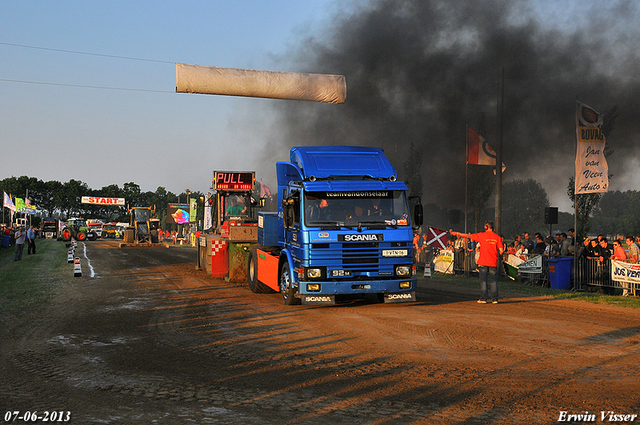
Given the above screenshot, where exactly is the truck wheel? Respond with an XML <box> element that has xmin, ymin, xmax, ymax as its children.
<box><xmin>76</xmin><ymin>231</ymin><xmax>87</xmax><ymax>241</ymax></box>
<box><xmin>151</xmin><ymin>229</ymin><xmax>159</xmax><ymax>243</ymax></box>
<box><xmin>124</xmin><ymin>228</ymin><xmax>135</xmax><ymax>244</ymax></box>
<box><xmin>62</xmin><ymin>229</ymin><xmax>71</xmax><ymax>242</ymax></box>
<box><xmin>87</xmin><ymin>232</ymin><xmax>97</xmax><ymax>241</ymax></box>
<box><xmin>280</xmin><ymin>259</ymin><xmax>300</xmax><ymax>305</ymax></box>
<box><xmin>248</xmin><ymin>246</ymin><xmax>274</xmax><ymax>294</ymax></box>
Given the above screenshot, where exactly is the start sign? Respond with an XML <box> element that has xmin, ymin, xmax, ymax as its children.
<box><xmin>213</xmin><ymin>171</ymin><xmax>255</xmax><ymax>191</ymax></box>
<box><xmin>81</xmin><ymin>196</ymin><xmax>126</xmax><ymax>206</ymax></box>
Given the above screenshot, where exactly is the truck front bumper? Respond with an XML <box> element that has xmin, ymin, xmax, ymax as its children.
<box><xmin>297</xmin><ymin>278</ymin><xmax>417</xmax><ymax>305</ymax></box>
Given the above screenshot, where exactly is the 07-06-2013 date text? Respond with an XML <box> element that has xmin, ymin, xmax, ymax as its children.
<box><xmin>4</xmin><ymin>411</ymin><xmax>71</xmax><ymax>422</ymax></box>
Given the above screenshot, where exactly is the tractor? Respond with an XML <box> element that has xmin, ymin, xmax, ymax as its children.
<box><xmin>60</xmin><ymin>217</ymin><xmax>97</xmax><ymax>242</ymax></box>
<box><xmin>121</xmin><ymin>206</ymin><xmax>159</xmax><ymax>246</ymax></box>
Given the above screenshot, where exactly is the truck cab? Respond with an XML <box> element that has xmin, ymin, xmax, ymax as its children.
<box><xmin>87</xmin><ymin>221</ymin><xmax>104</xmax><ymax>238</ymax></box>
<box><xmin>249</xmin><ymin>146</ymin><xmax>422</xmax><ymax>305</ymax></box>
<box><xmin>41</xmin><ymin>217</ymin><xmax>59</xmax><ymax>239</ymax></box>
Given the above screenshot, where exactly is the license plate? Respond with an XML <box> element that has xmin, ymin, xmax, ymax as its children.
<box><xmin>382</xmin><ymin>249</ymin><xmax>408</xmax><ymax>257</ymax></box>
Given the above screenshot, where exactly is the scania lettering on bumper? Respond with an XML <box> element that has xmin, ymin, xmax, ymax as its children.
<box><xmin>384</xmin><ymin>292</ymin><xmax>416</xmax><ymax>303</ymax></box>
<box><xmin>301</xmin><ymin>295</ymin><xmax>336</xmax><ymax>305</ymax></box>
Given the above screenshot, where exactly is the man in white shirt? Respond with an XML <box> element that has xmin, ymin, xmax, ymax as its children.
<box><xmin>14</xmin><ymin>226</ymin><xmax>26</xmax><ymax>261</ymax></box>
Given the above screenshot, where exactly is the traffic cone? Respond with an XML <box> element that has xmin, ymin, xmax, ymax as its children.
<box><xmin>73</xmin><ymin>257</ymin><xmax>82</xmax><ymax>277</ymax></box>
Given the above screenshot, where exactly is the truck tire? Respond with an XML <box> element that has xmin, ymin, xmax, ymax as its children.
<box><xmin>248</xmin><ymin>245</ymin><xmax>274</xmax><ymax>294</ymax></box>
<box><xmin>62</xmin><ymin>228</ymin><xmax>71</xmax><ymax>242</ymax></box>
<box><xmin>151</xmin><ymin>229</ymin><xmax>159</xmax><ymax>244</ymax></box>
<box><xmin>124</xmin><ymin>228</ymin><xmax>135</xmax><ymax>244</ymax></box>
<box><xmin>87</xmin><ymin>232</ymin><xmax>97</xmax><ymax>241</ymax></box>
<box><xmin>280</xmin><ymin>259</ymin><xmax>300</xmax><ymax>305</ymax></box>
<box><xmin>76</xmin><ymin>231</ymin><xmax>87</xmax><ymax>241</ymax></box>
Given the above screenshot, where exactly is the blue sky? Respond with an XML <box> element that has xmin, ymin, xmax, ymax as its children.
<box><xmin>3</xmin><ymin>0</ymin><xmax>640</xmax><ymax>214</ymax></box>
<box><xmin>1</xmin><ymin>0</ymin><xmax>341</xmax><ymax>196</ymax></box>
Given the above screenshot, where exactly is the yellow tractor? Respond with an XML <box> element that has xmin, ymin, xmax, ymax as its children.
<box><xmin>121</xmin><ymin>206</ymin><xmax>159</xmax><ymax>246</ymax></box>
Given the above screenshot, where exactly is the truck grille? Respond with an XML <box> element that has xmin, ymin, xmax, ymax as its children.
<box><xmin>307</xmin><ymin>241</ymin><xmax>410</xmax><ymax>275</ymax></box>
<box><xmin>342</xmin><ymin>242</ymin><xmax>382</xmax><ymax>272</ymax></box>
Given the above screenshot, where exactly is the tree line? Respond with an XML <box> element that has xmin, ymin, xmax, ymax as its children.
<box><xmin>1</xmin><ymin>176</ymin><xmax>204</xmax><ymax>225</ymax></box>
<box><xmin>413</xmin><ymin>178</ymin><xmax>640</xmax><ymax>241</ymax></box>
<box><xmin>4</xmin><ymin>175</ymin><xmax>636</xmax><ymax>238</ymax></box>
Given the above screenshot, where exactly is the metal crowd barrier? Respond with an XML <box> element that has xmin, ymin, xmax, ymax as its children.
<box><xmin>449</xmin><ymin>251</ymin><xmax>637</xmax><ymax>295</ymax></box>
<box><xmin>575</xmin><ymin>258</ymin><xmax>638</xmax><ymax>295</ymax></box>
<box><xmin>419</xmin><ymin>247</ymin><xmax>638</xmax><ymax>295</ymax></box>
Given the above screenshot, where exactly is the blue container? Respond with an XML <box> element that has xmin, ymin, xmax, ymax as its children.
<box><xmin>548</xmin><ymin>257</ymin><xmax>573</xmax><ymax>290</ymax></box>
<box><xmin>258</xmin><ymin>212</ymin><xmax>278</xmax><ymax>246</ymax></box>
<box><xmin>2</xmin><ymin>235</ymin><xmax>9</xmax><ymax>247</ymax></box>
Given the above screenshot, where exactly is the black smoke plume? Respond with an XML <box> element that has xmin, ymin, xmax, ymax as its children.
<box><xmin>268</xmin><ymin>0</ymin><xmax>640</xmax><ymax>210</ymax></box>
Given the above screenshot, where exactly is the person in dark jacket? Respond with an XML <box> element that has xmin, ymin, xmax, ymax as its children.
<box><xmin>532</xmin><ymin>234</ymin><xmax>546</xmax><ymax>255</ymax></box>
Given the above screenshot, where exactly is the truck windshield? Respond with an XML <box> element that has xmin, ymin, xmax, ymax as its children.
<box><xmin>304</xmin><ymin>191</ymin><xmax>410</xmax><ymax>227</ymax></box>
<box><xmin>134</xmin><ymin>209</ymin><xmax>150</xmax><ymax>222</ymax></box>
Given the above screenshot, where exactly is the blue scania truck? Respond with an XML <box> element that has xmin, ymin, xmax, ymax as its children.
<box><xmin>247</xmin><ymin>146</ymin><xmax>423</xmax><ymax>305</ymax></box>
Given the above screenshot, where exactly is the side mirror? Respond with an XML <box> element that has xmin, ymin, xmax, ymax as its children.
<box><xmin>283</xmin><ymin>198</ymin><xmax>295</xmax><ymax>229</ymax></box>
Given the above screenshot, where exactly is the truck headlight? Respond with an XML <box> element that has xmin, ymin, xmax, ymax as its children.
<box><xmin>307</xmin><ymin>283</ymin><xmax>321</xmax><ymax>292</ymax></box>
<box><xmin>305</xmin><ymin>267</ymin><xmax>325</xmax><ymax>280</ymax></box>
<box><xmin>395</xmin><ymin>265</ymin><xmax>411</xmax><ymax>277</ymax></box>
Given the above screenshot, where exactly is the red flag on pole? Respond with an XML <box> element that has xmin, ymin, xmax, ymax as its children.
<box><xmin>259</xmin><ymin>180</ymin><xmax>272</xmax><ymax>198</ymax></box>
<box><xmin>467</xmin><ymin>127</ymin><xmax>497</xmax><ymax>166</ymax></box>
<box><xmin>467</xmin><ymin>127</ymin><xmax>506</xmax><ymax>171</ymax></box>
<box><xmin>426</xmin><ymin>226</ymin><xmax>448</xmax><ymax>249</ymax></box>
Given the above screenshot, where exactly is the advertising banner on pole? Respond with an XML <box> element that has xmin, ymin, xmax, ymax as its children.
<box><xmin>204</xmin><ymin>194</ymin><xmax>212</xmax><ymax>230</ymax></box>
<box><xmin>190</xmin><ymin>198</ymin><xmax>197</xmax><ymax>223</ymax></box>
<box><xmin>575</xmin><ymin>101</ymin><xmax>608</xmax><ymax>194</ymax></box>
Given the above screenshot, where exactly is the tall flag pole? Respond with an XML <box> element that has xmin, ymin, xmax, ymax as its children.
<box><xmin>464</xmin><ymin>125</ymin><xmax>469</xmax><ymax>236</ymax></box>
<box><xmin>495</xmin><ymin>67</ymin><xmax>505</xmax><ymax>234</ymax></box>
<box><xmin>464</xmin><ymin>125</ymin><xmax>470</xmax><ymax>276</ymax></box>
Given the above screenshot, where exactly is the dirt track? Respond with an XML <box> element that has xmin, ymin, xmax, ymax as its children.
<box><xmin>1</xmin><ymin>239</ymin><xmax>640</xmax><ymax>424</ymax></box>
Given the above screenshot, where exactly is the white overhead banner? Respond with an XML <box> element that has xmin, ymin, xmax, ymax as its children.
<box><xmin>81</xmin><ymin>196</ymin><xmax>125</xmax><ymax>206</ymax></box>
<box><xmin>575</xmin><ymin>101</ymin><xmax>608</xmax><ymax>194</ymax></box>
<box><xmin>176</xmin><ymin>63</ymin><xmax>347</xmax><ymax>104</ymax></box>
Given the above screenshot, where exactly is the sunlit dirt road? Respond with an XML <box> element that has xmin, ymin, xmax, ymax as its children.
<box><xmin>2</xmin><ymin>239</ymin><xmax>639</xmax><ymax>424</ymax></box>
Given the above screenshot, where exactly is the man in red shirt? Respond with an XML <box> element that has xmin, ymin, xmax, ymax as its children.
<box><xmin>451</xmin><ymin>221</ymin><xmax>504</xmax><ymax>304</ymax></box>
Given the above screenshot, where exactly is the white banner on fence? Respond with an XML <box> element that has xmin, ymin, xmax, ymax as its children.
<box><xmin>434</xmin><ymin>249</ymin><xmax>454</xmax><ymax>274</ymax></box>
<box><xmin>611</xmin><ymin>260</ymin><xmax>640</xmax><ymax>283</ymax></box>
<box><xmin>518</xmin><ymin>255</ymin><xmax>543</xmax><ymax>274</ymax></box>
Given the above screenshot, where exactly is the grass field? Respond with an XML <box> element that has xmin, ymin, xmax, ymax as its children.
<box><xmin>0</xmin><ymin>238</ymin><xmax>71</xmax><ymax>314</ymax></box>
<box><xmin>1</xmin><ymin>240</ymin><xmax>638</xmax><ymax>315</ymax></box>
